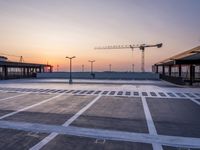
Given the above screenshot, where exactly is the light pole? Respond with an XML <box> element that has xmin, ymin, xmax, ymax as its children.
<box><xmin>88</xmin><ymin>60</ymin><xmax>95</xmax><ymax>79</ymax></box>
<box><xmin>132</xmin><ymin>64</ymin><xmax>134</xmax><ymax>72</ymax></box>
<box><xmin>66</xmin><ymin>56</ymin><xmax>76</xmax><ymax>84</ymax></box>
<box><xmin>88</xmin><ymin>60</ymin><xmax>95</xmax><ymax>73</ymax></box>
<box><xmin>82</xmin><ymin>64</ymin><xmax>84</xmax><ymax>72</ymax></box>
<box><xmin>109</xmin><ymin>64</ymin><xmax>112</xmax><ymax>72</ymax></box>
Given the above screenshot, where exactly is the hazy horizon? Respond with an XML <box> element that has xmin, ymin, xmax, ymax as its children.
<box><xmin>0</xmin><ymin>0</ymin><xmax>200</xmax><ymax>72</ymax></box>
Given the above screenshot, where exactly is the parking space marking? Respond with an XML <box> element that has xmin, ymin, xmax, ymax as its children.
<box><xmin>79</xmin><ymin>90</ymin><xmax>87</xmax><ymax>94</ymax></box>
<box><xmin>0</xmin><ymin>93</ymin><xmax>65</xmax><ymax>120</ymax></box>
<box><xmin>141</xmin><ymin>96</ymin><xmax>163</xmax><ymax>150</ymax></box>
<box><xmin>102</xmin><ymin>91</ymin><xmax>109</xmax><ymax>95</ymax></box>
<box><xmin>94</xmin><ymin>91</ymin><xmax>101</xmax><ymax>94</ymax></box>
<box><xmin>176</xmin><ymin>93</ymin><xmax>186</xmax><ymax>98</ymax></box>
<box><xmin>167</xmin><ymin>92</ymin><xmax>176</xmax><ymax>98</ymax></box>
<box><xmin>125</xmin><ymin>91</ymin><xmax>131</xmax><ymax>96</ymax></box>
<box><xmin>185</xmin><ymin>93</ymin><xmax>196</xmax><ymax>98</ymax></box>
<box><xmin>0</xmin><ymin>120</ymin><xmax>199</xmax><ymax>149</ymax></box>
<box><xmin>86</xmin><ymin>90</ymin><xmax>94</xmax><ymax>95</ymax></box>
<box><xmin>109</xmin><ymin>91</ymin><xmax>116</xmax><ymax>95</ymax></box>
<box><xmin>158</xmin><ymin>92</ymin><xmax>166</xmax><ymax>97</ymax></box>
<box><xmin>0</xmin><ymin>93</ymin><xmax>28</xmax><ymax>102</ymax></box>
<box><xmin>117</xmin><ymin>91</ymin><xmax>123</xmax><ymax>96</ymax></box>
<box><xmin>30</xmin><ymin>95</ymin><xmax>102</xmax><ymax>150</ymax></box>
<box><xmin>150</xmin><ymin>92</ymin><xmax>157</xmax><ymax>97</ymax></box>
<box><xmin>194</xmin><ymin>93</ymin><xmax>200</xmax><ymax>98</ymax></box>
<box><xmin>0</xmin><ymin>87</ymin><xmax>199</xmax><ymax>100</ymax></box>
<box><xmin>188</xmin><ymin>98</ymin><xmax>200</xmax><ymax>106</ymax></box>
<box><xmin>133</xmin><ymin>91</ymin><xmax>139</xmax><ymax>96</ymax></box>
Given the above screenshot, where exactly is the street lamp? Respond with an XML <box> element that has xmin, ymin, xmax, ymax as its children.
<box><xmin>109</xmin><ymin>64</ymin><xmax>112</xmax><ymax>72</ymax></box>
<box><xmin>66</xmin><ymin>56</ymin><xmax>76</xmax><ymax>84</ymax></box>
<box><xmin>132</xmin><ymin>64</ymin><xmax>134</xmax><ymax>72</ymax></box>
<box><xmin>88</xmin><ymin>60</ymin><xmax>95</xmax><ymax>73</ymax></box>
<box><xmin>82</xmin><ymin>64</ymin><xmax>84</xmax><ymax>72</ymax></box>
<box><xmin>88</xmin><ymin>60</ymin><xmax>95</xmax><ymax>79</ymax></box>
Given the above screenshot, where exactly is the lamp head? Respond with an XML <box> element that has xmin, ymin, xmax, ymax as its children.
<box><xmin>157</xmin><ymin>43</ymin><xmax>163</xmax><ymax>48</ymax></box>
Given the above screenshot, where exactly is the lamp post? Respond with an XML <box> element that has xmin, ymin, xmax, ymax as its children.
<box><xmin>88</xmin><ymin>60</ymin><xmax>95</xmax><ymax>73</ymax></box>
<box><xmin>82</xmin><ymin>64</ymin><xmax>84</xmax><ymax>72</ymax></box>
<box><xmin>132</xmin><ymin>64</ymin><xmax>134</xmax><ymax>72</ymax></box>
<box><xmin>66</xmin><ymin>56</ymin><xmax>76</xmax><ymax>84</ymax></box>
<box><xmin>88</xmin><ymin>60</ymin><xmax>95</xmax><ymax>79</ymax></box>
<box><xmin>109</xmin><ymin>64</ymin><xmax>112</xmax><ymax>72</ymax></box>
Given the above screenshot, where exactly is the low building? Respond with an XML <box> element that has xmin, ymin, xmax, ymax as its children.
<box><xmin>0</xmin><ymin>57</ymin><xmax>53</xmax><ymax>80</ymax></box>
<box><xmin>153</xmin><ymin>46</ymin><xmax>200</xmax><ymax>85</ymax></box>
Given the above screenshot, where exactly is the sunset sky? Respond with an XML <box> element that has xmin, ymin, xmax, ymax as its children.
<box><xmin>0</xmin><ymin>0</ymin><xmax>200</xmax><ymax>72</ymax></box>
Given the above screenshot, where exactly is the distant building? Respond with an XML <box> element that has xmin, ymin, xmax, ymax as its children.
<box><xmin>0</xmin><ymin>56</ymin><xmax>53</xmax><ymax>80</ymax></box>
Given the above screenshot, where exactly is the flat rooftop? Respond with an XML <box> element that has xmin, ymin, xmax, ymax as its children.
<box><xmin>0</xmin><ymin>79</ymin><xmax>200</xmax><ymax>150</ymax></box>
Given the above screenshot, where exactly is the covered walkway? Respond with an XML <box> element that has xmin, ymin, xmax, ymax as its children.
<box><xmin>0</xmin><ymin>60</ymin><xmax>53</xmax><ymax>80</ymax></box>
<box><xmin>153</xmin><ymin>46</ymin><xmax>200</xmax><ymax>85</ymax></box>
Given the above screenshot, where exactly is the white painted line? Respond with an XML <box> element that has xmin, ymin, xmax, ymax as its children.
<box><xmin>185</xmin><ymin>94</ymin><xmax>200</xmax><ymax>106</ymax></box>
<box><xmin>0</xmin><ymin>93</ymin><xmax>65</xmax><ymax>120</ymax></box>
<box><xmin>30</xmin><ymin>95</ymin><xmax>102</xmax><ymax>150</ymax></box>
<box><xmin>190</xmin><ymin>99</ymin><xmax>200</xmax><ymax>106</ymax></box>
<box><xmin>0</xmin><ymin>93</ymin><xmax>28</xmax><ymax>102</ymax></box>
<box><xmin>141</xmin><ymin>96</ymin><xmax>163</xmax><ymax>150</ymax></box>
<box><xmin>0</xmin><ymin>120</ymin><xmax>200</xmax><ymax>149</ymax></box>
<box><xmin>141</xmin><ymin>96</ymin><xmax>157</xmax><ymax>135</ymax></box>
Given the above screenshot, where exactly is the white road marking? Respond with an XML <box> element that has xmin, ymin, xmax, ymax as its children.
<box><xmin>0</xmin><ymin>93</ymin><xmax>28</xmax><ymax>102</ymax></box>
<box><xmin>141</xmin><ymin>96</ymin><xmax>163</xmax><ymax>150</ymax></box>
<box><xmin>0</xmin><ymin>87</ymin><xmax>199</xmax><ymax>100</ymax></box>
<box><xmin>0</xmin><ymin>93</ymin><xmax>65</xmax><ymax>120</ymax></box>
<box><xmin>30</xmin><ymin>95</ymin><xmax>102</xmax><ymax>150</ymax></box>
<box><xmin>186</xmin><ymin>96</ymin><xmax>200</xmax><ymax>106</ymax></box>
<box><xmin>0</xmin><ymin>120</ymin><xmax>199</xmax><ymax>149</ymax></box>
<box><xmin>190</xmin><ymin>99</ymin><xmax>200</xmax><ymax>106</ymax></box>
<box><xmin>141</xmin><ymin>96</ymin><xmax>157</xmax><ymax>135</ymax></box>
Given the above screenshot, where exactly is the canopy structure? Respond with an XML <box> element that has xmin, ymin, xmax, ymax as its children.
<box><xmin>0</xmin><ymin>60</ymin><xmax>53</xmax><ymax>80</ymax></box>
<box><xmin>153</xmin><ymin>46</ymin><xmax>200</xmax><ymax>85</ymax></box>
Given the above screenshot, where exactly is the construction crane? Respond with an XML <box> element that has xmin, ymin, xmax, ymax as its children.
<box><xmin>95</xmin><ymin>43</ymin><xmax>162</xmax><ymax>72</ymax></box>
<box><xmin>0</xmin><ymin>52</ymin><xmax>24</xmax><ymax>62</ymax></box>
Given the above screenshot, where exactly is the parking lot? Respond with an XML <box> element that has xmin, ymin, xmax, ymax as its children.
<box><xmin>0</xmin><ymin>79</ymin><xmax>200</xmax><ymax>150</ymax></box>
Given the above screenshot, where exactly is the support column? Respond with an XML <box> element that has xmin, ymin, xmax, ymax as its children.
<box><xmin>2</xmin><ymin>66</ymin><xmax>8</xmax><ymax>79</ymax></box>
<box><xmin>169</xmin><ymin>65</ymin><xmax>171</xmax><ymax>76</ymax></box>
<box><xmin>156</xmin><ymin>65</ymin><xmax>158</xmax><ymax>73</ymax></box>
<box><xmin>50</xmin><ymin>66</ymin><xmax>53</xmax><ymax>72</ymax></box>
<box><xmin>23</xmin><ymin>67</ymin><xmax>26</xmax><ymax>77</ymax></box>
<box><xmin>178</xmin><ymin>65</ymin><xmax>182</xmax><ymax>77</ymax></box>
<box><xmin>27</xmin><ymin>67</ymin><xmax>30</xmax><ymax>77</ymax></box>
<box><xmin>189</xmin><ymin>65</ymin><xmax>195</xmax><ymax>86</ymax></box>
<box><xmin>162</xmin><ymin>65</ymin><xmax>165</xmax><ymax>75</ymax></box>
<box><xmin>39</xmin><ymin>66</ymin><xmax>42</xmax><ymax>73</ymax></box>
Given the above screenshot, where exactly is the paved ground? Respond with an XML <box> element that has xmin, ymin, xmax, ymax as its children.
<box><xmin>0</xmin><ymin>79</ymin><xmax>200</xmax><ymax>150</ymax></box>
